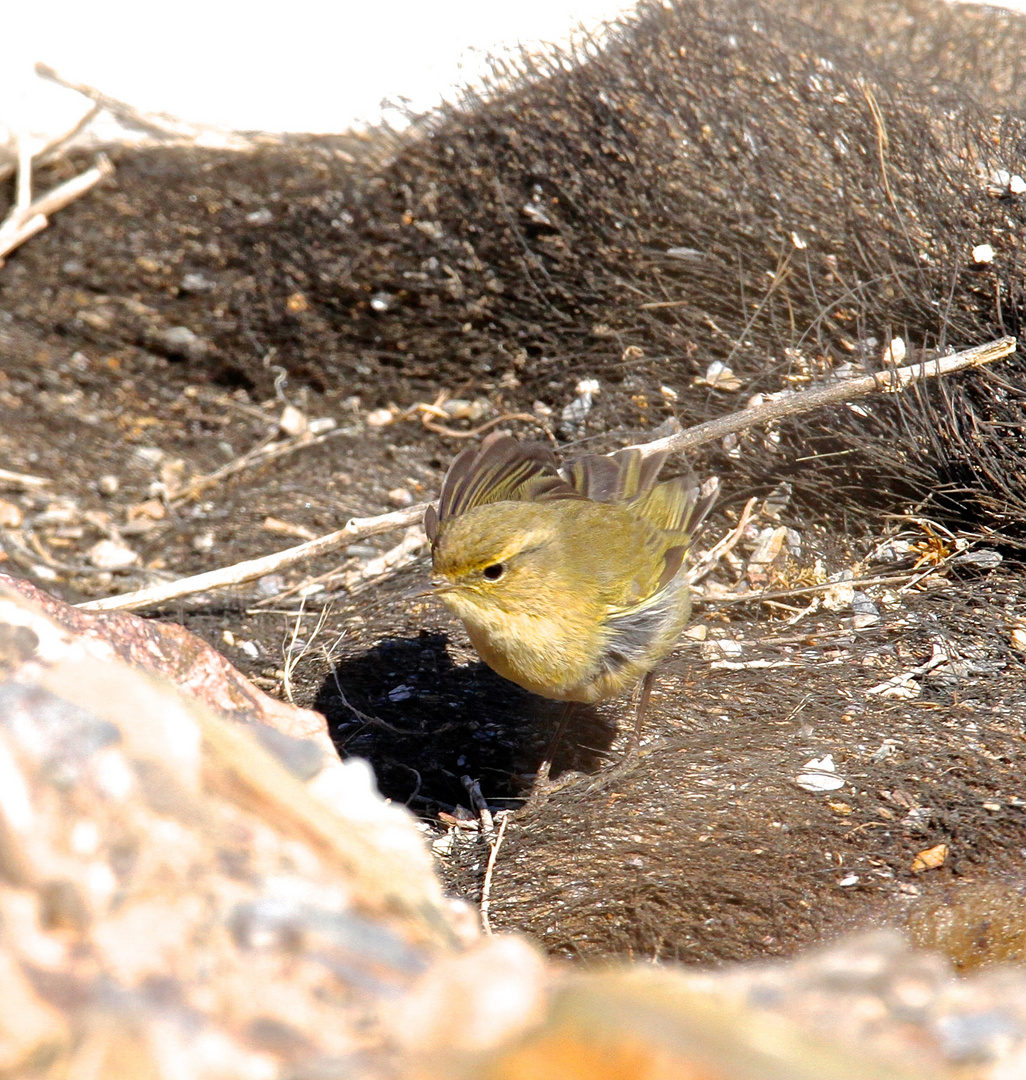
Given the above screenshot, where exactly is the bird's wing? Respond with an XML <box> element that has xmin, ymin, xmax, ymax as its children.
<box><xmin>561</xmin><ymin>447</ymin><xmax>669</xmax><ymax>501</ymax></box>
<box><xmin>427</xmin><ymin>432</ymin><xmax>580</xmax><ymax>540</ymax></box>
<box><xmin>634</xmin><ymin>475</ymin><xmax>720</xmax><ymax>587</ymax></box>
<box><xmin>630</xmin><ymin>474</ymin><xmax>720</xmax><ymax>536</ymax></box>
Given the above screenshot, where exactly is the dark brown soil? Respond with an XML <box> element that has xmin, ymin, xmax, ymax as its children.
<box><xmin>2</xmin><ymin>0</ymin><xmax>1026</xmax><ymax>970</ymax></box>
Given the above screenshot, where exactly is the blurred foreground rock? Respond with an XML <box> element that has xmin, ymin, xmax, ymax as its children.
<box><xmin>2</xmin><ymin>573</ymin><xmax>1026</xmax><ymax>1078</ymax></box>
<box><xmin>0</xmin><ymin>573</ymin><xmax>476</xmax><ymax>1077</ymax></box>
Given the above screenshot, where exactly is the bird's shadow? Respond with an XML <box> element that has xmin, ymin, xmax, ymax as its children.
<box><xmin>314</xmin><ymin>631</ymin><xmax>617</xmax><ymax>811</ymax></box>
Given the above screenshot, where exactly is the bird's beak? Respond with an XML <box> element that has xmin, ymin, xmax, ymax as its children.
<box><xmin>405</xmin><ymin>578</ymin><xmax>454</xmax><ymax>601</ymax></box>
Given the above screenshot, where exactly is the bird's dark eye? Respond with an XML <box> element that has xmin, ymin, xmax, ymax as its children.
<box><xmin>482</xmin><ymin>563</ymin><xmax>506</xmax><ymax>581</ymax></box>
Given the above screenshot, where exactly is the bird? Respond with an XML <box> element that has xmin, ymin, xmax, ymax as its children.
<box><xmin>423</xmin><ymin>432</ymin><xmax>718</xmax><ymax>750</ymax></box>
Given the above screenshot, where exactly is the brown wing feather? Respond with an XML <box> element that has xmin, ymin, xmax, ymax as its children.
<box><xmin>562</xmin><ymin>454</ymin><xmax>621</xmax><ymax>500</ymax></box>
<box><xmin>435</xmin><ymin>432</ymin><xmax>579</xmax><ymax>527</ymax></box>
<box><xmin>562</xmin><ymin>448</ymin><xmax>671</xmax><ymax>502</ymax></box>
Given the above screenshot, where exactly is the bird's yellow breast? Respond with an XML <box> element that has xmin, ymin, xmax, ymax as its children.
<box><xmin>440</xmin><ymin>588</ymin><xmax>608</xmax><ymax>702</ymax></box>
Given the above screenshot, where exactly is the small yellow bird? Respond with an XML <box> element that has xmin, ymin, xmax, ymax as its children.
<box><xmin>424</xmin><ymin>433</ymin><xmax>718</xmax><ymax>725</ymax></box>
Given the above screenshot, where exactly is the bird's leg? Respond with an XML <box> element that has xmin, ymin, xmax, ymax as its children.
<box><xmin>519</xmin><ymin>702</ymin><xmax>579</xmax><ymax>812</ymax></box>
<box><xmin>573</xmin><ymin>673</ymin><xmax>656</xmax><ymax>799</ymax></box>
<box><xmin>625</xmin><ymin>669</ymin><xmax>657</xmax><ymax>754</ymax></box>
<box><xmin>538</xmin><ymin>701</ymin><xmax>575</xmax><ymax>783</ymax></box>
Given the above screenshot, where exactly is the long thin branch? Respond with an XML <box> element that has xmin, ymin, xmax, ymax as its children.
<box><xmin>626</xmin><ymin>336</ymin><xmax>1016</xmax><ymax>458</ymax></box>
<box><xmin>35</xmin><ymin>62</ymin><xmax>216</xmax><ymax>141</ymax></box>
<box><xmin>77</xmin><ymin>505</ymin><xmax>425</xmax><ymax>612</ymax></box>
<box><xmin>34</xmin><ymin>63</ymin><xmax>265</xmax><ymax>150</ymax></box>
<box><xmin>0</xmin><ymin>104</ymin><xmax>101</xmax><ymax>184</ymax></box>
<box><xmin>0</xmin><ymin>154</ymin><xmax>114</xmax><ymax>262</ymax></box>
<box><xmin>168</xmin><ymin>425</ymin><xmax>356</xmax><ymax>505</ymax></box>
<box><xmin>76</xmin><ymin>336</ymin><xmax>1015</xmax><ymax>612</ymax></box>
<box><xmin>22</xmin><ymin>153</ymin><xmax>114</xmax><ymax>220</ymax></box>
<box><xmin>0</xmin><ymin>468</ymin><xmax>52</xmax><ymax>489</ymax></box>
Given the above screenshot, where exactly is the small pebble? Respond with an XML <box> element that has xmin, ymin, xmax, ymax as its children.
<box><xmin>560</xmin><ymin>378</ymin><xmax>600</xmax><ymax>436</ymax></box>
<box><xmin>88</xmin><ymin>539</ymin><xmax>139</xmax><ymax>570</ymax></box>
<box><xmin>953</xmin><ymin>549</ymin><xmax>1002</xmax><ymax>568</ymax></box>
<box><xmin>701</xmin><ymin>638</ymin><xmax>744</xmax><ymax>659</ymax></box>
<box><xmin>882</xmin><ymin>337</ymin><xmax>906</xmax><ymax>364</ymax></box>
<box><xmin>180</xmin><ymin>272</ymin><xmax>216</xmax><ymax>294</ymax></box>
<box><xmin>97</xmin><ymin>475</ymin><xmax>119</xmax><ymax>496</ymax></box>
<box><xmin>795</xmin><ymin>754</ymin><xmax>846</xmax><ymax>792</ymax></box>
<box><xmin>873</xmin><ymin>539</ymin><xmax>911</xmax><ymax>561</ymax></box>
<box><xmin>851</xmin><ymin>591</ymin><xmax>880</xmax><ymax>629</ymax></box>
<box><xmin>278</xmin><ymin>405</ymin><xmax>309</xmax><ymax>437</ymax></box>
<box><xmin>822</xmin><ymin>577</ymin><xmax>856</xmax><ymax>611</ymax></box>
<box><xmin>911</xmin><ymin>843</ymin><xmax>948</xmax><ymax>873</ymax></box>
<box><xmin>134</xmin><ymin>446</ymin><xmax>165</xmax><ymax>467</ymax></box>
<box><xmin>0</xmin><ymin>499</ymin><xmax>22</xmax><ymax>527</ymax></box>
<box><xmin>145</xmin><ymin>325</ymin><xmax>210</xmax><ymax>361</ymax></box>
<box><xmin>991</xmin><ymin>169</ymin><xmax>1026</xmax><ymax>193</ymax></box>
<box><xmin>254</xmin><ymin>574</ymin><xmax>285</xmax><ymax>598</ymax></box>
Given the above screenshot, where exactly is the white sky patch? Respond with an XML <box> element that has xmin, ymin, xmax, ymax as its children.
<box><xmin>3</xmin><ymin>0</ymin><xmax>1026</xmax><ymax>150</ymax></box>
<box><xmin>3</xmin><ymin>0</ymin><xmax>634</xmax><ymax>137</ymax></box>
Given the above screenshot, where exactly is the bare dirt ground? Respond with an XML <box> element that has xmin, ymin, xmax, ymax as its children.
<box><xmin>3</xmin><ymin>0</ymin><xmax>1026</xmax><ymax>972</ymax></box>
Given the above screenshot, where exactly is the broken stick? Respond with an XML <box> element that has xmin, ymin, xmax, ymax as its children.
<box><xmin>77</xmin><ymin>505</ymin><xmax>425</xmax><ymax>612</ymax></box>
<box><xmin>0</xmin><ymin>151</ymin><xmax>114</xmax><ymax>263</ymax></box>
<box><xmin>626</xmin><ymin>336</ymin><xmax>1017</xmax><ymax>457</ymax></box>
<box><xmin>76</xmin><ymin>335</ymin><xmax>1016</xmax><ymax>612</ymax></box>
<box><xmin>0</xmin><ymin>467</ymin><xmax>52</xmax><ymax>490</ymax></box>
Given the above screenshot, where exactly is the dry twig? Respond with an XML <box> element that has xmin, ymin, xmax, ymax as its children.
<box><xmin>281</xmin><ymin>601</ymin><xmax>331</xmax><ymax>705</ymax></box>
<box><xmin>480</xmin><ymin>810</ymin><xmax>511</xmax><ymax>936</ymax></box>
<box><xmin>687</xmin><ymin>496</ymin><xmax>759</xmax><ymax>585</ymax></box>
<box><xmin>168</xmin><ymin>425</ymin><xmax>356</xmax><ymax>504</ymax></box>
<box><xmin>0</xmin><ymin>467</ymin><xmax>51</xmax><ymax>489</ymax></box>
<box><xmin>698</xmin><ymin>568</ymin><xmax>947</xmax><ymax>607</ymax></box>
<box><xmin>77</xmin><ymin>505</ymin><xmax>425</xmax><ymax>612</ymax></box>
<box><xmin>0</xmin><ymin>145</ymin><xmax>114</xmax><ymax>264</ymax></box>
<box><xmin>403</xmin><ymin>390</ymin><xmax>553</xmax><ymax>440</ymax></box>
<box><xmin>0</xmin><ymin>104</ymin><xmax>101</xmax><ymax>184</ymax></box>
<box><xmin>34</xmin><ymin>63</ymin><xmax>264</xmax><ymax>150</ymax></box>
<box><xmin>626</xmin><ymin>336</ymin><xmax>1017</xmax><ymax>459</ymax></box>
